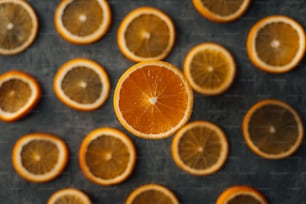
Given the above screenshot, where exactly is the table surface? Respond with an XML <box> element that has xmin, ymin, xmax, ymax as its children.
<box><xmin>0</xmin><ymin>0</ymin><xmax>306</xmax><ymax>203</ymax></box>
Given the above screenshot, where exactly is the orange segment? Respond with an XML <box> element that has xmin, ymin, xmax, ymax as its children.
<box><xmin>48</xmin><ymin>188</ymin><xmax>91</xmax><ymax>204</ymax></box>
<box><xmin>114</xmin><ymin>61</ymin><xmax>193</xmax><ymax>139</ymax></box>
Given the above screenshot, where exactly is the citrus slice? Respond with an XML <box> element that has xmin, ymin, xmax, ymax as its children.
<box><xmin>48</xmin><ymin>188</ymin><xmax>91</xmax><ymax>204</ymax></box>
<box><xmin>126</xmin><ymin>184</ymin><xmax>179</xmax><ymax>204</ymax></box>
<box><xmin>113</xmin><ymin>61</ymin><xmax>193</xmax><ymax>139</ymax></box>
<box><xmin>54</xmin><ymin>0</ymin><xmax>111</xmax><ymax>44</ymax></box>
<box><xmin>172</xmin><ymin>121</ymin><xmax>228</xmax><ymax>176</ymax></box>
<box><xmin>216</xmin><ymin>186</ymin><xmax>268</xmax><ymax>204</ymax></box>
<box><xmin>54</xmin><ymin>58</ymin><xmax>110</xmax><ymax>111</ymax></box>
<box><xmin>79</xmin><ymin>128</ymin><xmax>136</xmax><ymax>186</ymax></box>
<box><xmin>117</xmin><ymin>7</ymin><xmax>175</xmax><ymax>62</ymax></box>
<box><xmin>0</xmin><ymin>0</ymin><xmax>38</xmax><ymax>55</ymax></box>
<box><xmin>0</xmin><ymin>70</ymin><xmax>41</xmax><ymax>122</ymax></box>
<box><xmin>242</xmin><ymin>99</ymin><xmax>304</xmax><ymax>159</ymax></box>
<box><xmin>192</xmin><ymin>0</ymin><xmax>251</xmax><ymax>23</ymax></box>
<box><xmin>12</xmin><ymin>133</ymin><xmax>68</xmax><ymax>183</ymax></box>
<box><xmin>247</xmin><ymin>15</ymin><xmax>305</xmax><ymax>73</ymax></box>
<box><xmin>184</xmin><ymin>43</ymin><xmax>236</xmax><ymax>95</ymax></box>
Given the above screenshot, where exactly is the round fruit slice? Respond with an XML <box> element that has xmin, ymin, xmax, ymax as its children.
<box><xmin>184</xmin><ymin>43</ymin><xmax>236</xmax><ymax>95</ymax></box>
<box><xmin>242</xmin><ymin>99</ymin><xmax>304</xmax><ymax>159</ymax></box>
<box><xmin>54</xmin><ymin>0</ymin><xmax>111</xmax><ymax>44</ymax></box>
<box><xmin>117</xmin><ymin>7</ymin><xmax>175</xmax><ymax>62</ymax></box>
<box><xmin>247</xmin><ymin>15</ymin><xmax>305</xmax><ymax>73</ymax></box>
<box><xmin>0</xmin><ymin>0</ymin><xmax>38</xmax><ymax>55</ymax></box>
<box><xmin>114</xmin><ymin>61</ymin><xmax>193</xmax><ymax>139</ymax></box>
<box><xmin>216</xmin><ymin>186</ymin><xmax>268</xmax><ymax>204</ymax></box>
<box><xmin>0</xmin><ymin>70</ymin><xmax>41</xmax><ymax>122</ymax></box>
<box><xmin>172</xmin><ymin>121</ymin><xmax>228</xmax><ymax>176</ymax></box>
<box><xmin>192</xmin><ymin>0</ymin><xmax>251</xmax><ymax>23</ymax></box>
<box><xmin>54</xmin><ymin>58</ymin><xmax>110</xmax><ymax>111</ymax></box>
<box><xmin>12</xmin><ymin>133</ymin><xmax>68</xmax><ymax>183</ymax></box>
<box><xmin>79</xmin><ymin>128</ymin><xmax>136</xmax><ymax>186</ymax></box>
<box><xmin>48</xmin><ymin>188</ymin><xmax>91</xmax><ymax>204</ymax></box>
<box><xmin>126</xmin><ymin>184</ymin><xmax>179</xmax><ymax>204</ymax></box>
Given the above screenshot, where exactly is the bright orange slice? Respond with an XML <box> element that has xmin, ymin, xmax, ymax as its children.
<box><xmin>0</xmin><ymin>70</ymin><xmax>41</xmax><ymax>122</ymax></box>
<box><xmin>48</xmin><ymin>188</ymin><xmax>91</xmax><ymax>204</ymax></box>
<box><xmin>79</xmin><ymin>128</ymin><xmax>136</xmax><ymax>186</ymax></box>
<box><xmin>247</xmin><ymin>15</ymin><xmax>305</xmax><ymax>73</ymax></box>
<box><xmin>117</xmin><ymin>7</ymin><xmax>175</xmax><ymax>62</ymax></box>
<box><xmin>12</xmin><ymin>133</ymin><xmax>68</xmax><ymax>183</ymax></box>
<box><xmin>126</xmin><ymin>184</ymin><xmax>179</xmax><ymax>204</ymax></box>
<box><xmin>54</xmin><ymin>0</ymin><xmax>111</xmax><ymax>44</ymax></box>
<box><xmin>243</xmin><ymin>99</ymin><xmax>304</xmax><ymax>159</ymax></box>
<box><xmin>113</xmin><ymin>61</ymin><xmax>193</xmax><ymax>139</ymax></box>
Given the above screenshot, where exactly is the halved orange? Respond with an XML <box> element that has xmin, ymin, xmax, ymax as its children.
<box><xmin>113</xmin><ymin>61</ymin><xmax>193</xmax><ymax>139</ymax></box>
<box><xmin>0</xmin><ymin>70</ymin><xmax>41</xmax><ymax>122</ymax></box>
<box><xmin>48</xmin><ymin>188</ymin><xmax>91</xmax><ymax>204</ymax></box>
<box><xmin>54</xmin><ymin>0</ymin><xmax>111</xmax><ymax>44</ymax></box>
<box><xmin>184</xmin><ymin>43</ymin><xmax>236</xmax><ymax>95</ymax></box>
<box><xmin>126</xmin><ymin>184</ymin><xmax>179</xmax><ymax>204</ymax></box>
<box><xmin>247</xmin><ymin>15</ymin><xmax>305</xmax><ymax>73</ymax></box>
<box><xmin>0</xmin><ymin>0</ymin><xmax>38</xmax><ymax>55</ymax></box>
<box><xmin>216</xmin><ymin>186</ymin><xmax>268</xmax><ymax>204</ymax></box>
<box><xmin>12</xmin><ymin>133</ymin><xmax>68</xmax><ymax>183</ymax></box>
<box><xmin>242</xmin><ymin>99</ymin><xmax>304</xmax><ymax>159</ymax></box>
<box><xmin>117</xmin><ymin>7</ymin><xmax>175</xmax><ymax>62</ymax></box>
<box><xmin>79</xmin><ymin>128</ymin><xmax>136</xmax><ymax>186</ymax></box>
<box><xmin>54</xmin><ymin>58</ymin><xmax>110</xmax><ymax>111</ymax></box>
<box><xmin>172</xmin><ymin>121</ymin><xmax>228</xmax><ymax>176</ymax></box>
<box><xmin>192</xmin><ymin>0</ymin><xmax>251</xmax><ymax>23</ymax></box>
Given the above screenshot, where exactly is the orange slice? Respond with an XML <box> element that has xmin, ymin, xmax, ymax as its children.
<box><xmin>12</xmin><ymin>133</ymin><xmax>68</xmax><ymax>183</ymax></box>
<box><xmin>79</xmin><ymin>128</ymin><xmax>136</xmax><ymax>186</ymax></box>
<box><xmin>184</xmin><ymin>43</ymin><xmax>236</xmax><ymax>95</ymax></box>
<box><xmin>242</xmin><ymin>99</ymin><xmax>304</xmax><ymax>159</ymax></box>
<box><xmin>54</xmin><ymin>0</ymin><xmax>111</xmax><ymax>44</ymax></box>
<box><xmin>192</xmin><ymin>0</ymin><xmax>251</xmax><ymax>23</ymax></box>
<box><xmin>54</xmin><ymin>58</ymin><xmax>110</xmax><ymax>111</ymax></box>
<box><xmin>0</xmin><ymin>0</ymin><xmax>38</xmax><ymax>55</ymax></box>
<box><xmin>126</xmin><ymin>184</ymin><xmax>179</xmax><ymax>204</ymax></box>
<box><xmin>113</xmin><ymin>61</ymin><xmax>193</xmax><ymax>139</ymax></box>
<box><xmin>0</xmin><ymin>70</ymin><xmax>41</xmax><ymax>122</ymax></box>
<box><xmin>172</xmin><ymin>121</ymin><xmax>228</xmax><ymax>176</ymax></box>
<box><xmin>216</xmin><ymin>186</ymin><xmax>268</xmax><ymax>204</ymax></box>
<box><xmin>247</xmin><ymin>15</ymin><xmax>305</xmax><ymax>73</ymax></box>
<box><xmin>117</xmin><ymin>7</ymin><xmax>175</xmax><ymax>62</ymax></box>
<box><xmin>48</xmin><ymin>188</ymin><xmax>91</xmax><ymax>204</ymax></box>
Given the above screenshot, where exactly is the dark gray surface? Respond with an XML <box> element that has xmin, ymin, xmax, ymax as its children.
<box><xmin>0</xmin><ymin>0</ymin><xmax>306</xmax><ymax>203</ymax></box>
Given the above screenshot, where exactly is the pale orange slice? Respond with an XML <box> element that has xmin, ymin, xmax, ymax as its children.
<box><xmin>117</xmin><ymin>7</ymin><xmax>175</xmax><ymax>62</ymax></box>
<box><xmin>242</xmin><ymin>99</ymin><xmax>304</xmax><ymax>159</ymax></box>
<box><xmin>48</xmin><ymin>188</ymin><xmax>91</xmax><ymax>204</ymax></box>
<box><xmin>12</xmin><ymin>133</ymin><xmax>68</xmax><ymax>183</ymax></box>
<box><xmin>0</xmin><ymin>70</ymin><xmax>41</xmax><ymax>122</ymax></box>
<box><xmin>54</xmin><ymin>58</ymin><xmax>110</xmax><ymax>111</ymax></box>
<box><xmin>79</xmin><ymin>128</ymin><xmax>136</xmax><ymax>186</ymax></box>
<box><xmin>247</xmin><ymin>15</ymin><xmax>305</xmax><ymax>73</ymax></box>
<box><xmin>54</xmin><ymin>0</ymin><xmax>111</xmax><ymax>44</ymax></box>
<box><xmin>113</xmin><ymin>61</ymin><xmax>193</xmax><ymax>139</ymax></box>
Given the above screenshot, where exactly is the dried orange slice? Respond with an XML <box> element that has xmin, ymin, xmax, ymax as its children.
<box><xmin>12</xmin><ymin>133</ymin><xmax>68</xmax><ymax>183</ymax></box>
<box><xmin>216</xmin><ymin>186</ymin><xmax>268</xmax><ymax>204</ymax></box>
<box><xmin>54</xmin><ymin>0</ymin><xmax>111</xmax><ymax>44</ymax></box>
<box><xmin>48</xmin><ymin>188</ymin><xmax>91</xmax><ymax>204</ymax></box>
<box><xmin>0</xmin><ymin>70</ymin><xmax>41</xmax><ymax>122</ymax></box>
<box><xmin>117</xmin><ymin>7</ymin><xmax>175</xmax><ymax>62</ymax></box>
<box><xmin>172</xmin><ymin>121</ymin><xmax>228</xmax><ymax>176</ymax></box>
<box><xmin>184</xmin><ymin>43</ymin><xmax>236</xmax><ymax>95</ymax></box>
<box><xmin>247</xmin><ymin>15</ymin><xmax>305</xmax><ymax>73</ymax></box>
<box><xmin>54</xmin><ymin>58</ymin><xmax>110</xmax><ymax>111</ymax></box>
<box><xmin>192</xmin><ymin>0</ymin><xmax>251</xmax><ymax>23</ymax></box>
<box><xmin>114</xmin><ymin>61</ymin><xmax>193</xmax><ymax>139</ymax></box>
<box><xmin>243</xmin><ymin>99</ymin><xmax>304</xmax><ymax>159</ymax></box>
<box><xmin>79</xmin><ymin>128</ymin><xmax>136</xmax><ymax>186</ymax></box>
<box><xmin>126</xmin><ymin>184</ymin><xmax>179</xmax><ymax>204</ymax></box>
